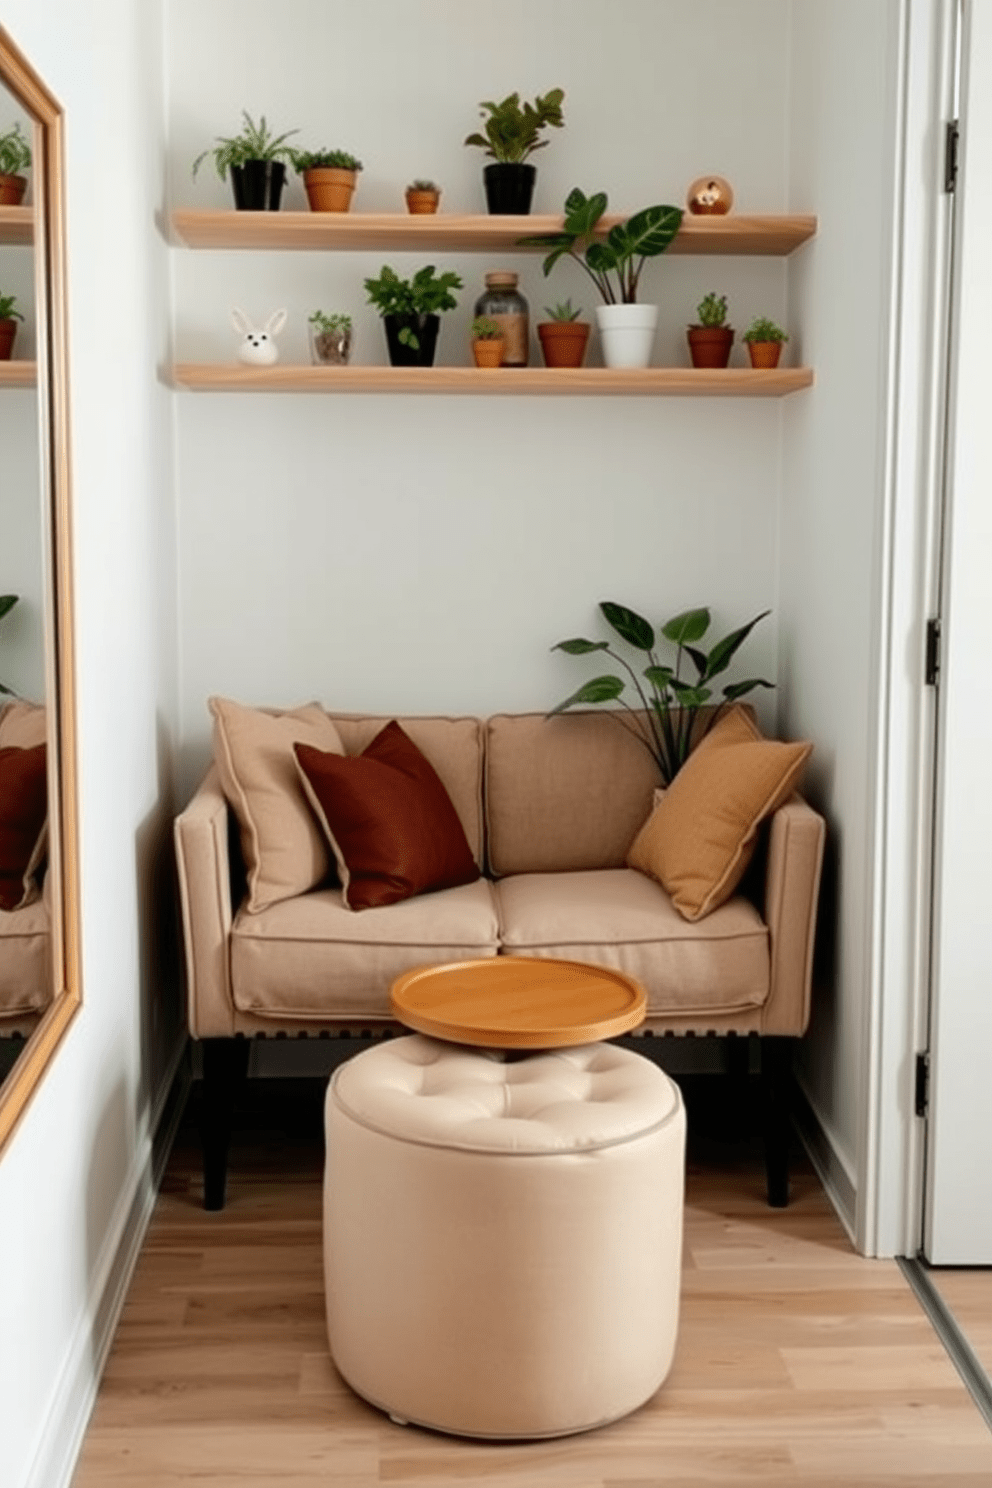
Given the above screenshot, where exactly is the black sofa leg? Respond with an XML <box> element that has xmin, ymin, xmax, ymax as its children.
<box><xmin>201</xmin><ymin>1037</ymin><xmax>250</xmax><ymax>1211</ymax></box>
<box><xmin>761</xmin><ymin>1036</ymin><xmax>794</xmax><ymax>1208</ymax></box>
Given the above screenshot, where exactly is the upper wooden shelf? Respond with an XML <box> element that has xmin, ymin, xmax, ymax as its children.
<box><xmin>0</xmin><ymin>205</ymin><xmax>33</xmax><ymax>246</ymax></box>
<box><xmin>0</xmin><ymin>362</ymin><xmax>36</xmax><ymax>387</ymax></box>
<box><xmin>169</xmin><ymin>210</ymin><xmax>817</xmax><ymax>257</ymax></box>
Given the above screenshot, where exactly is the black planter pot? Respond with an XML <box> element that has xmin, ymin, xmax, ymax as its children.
<box><xmin>382</xmin><ymin>313</ymin><xmax>440</xmax><ymax>367</ymax></box>
<box><xmin>483</xmin><ymin>162</ymin><xmax>537</xmax><ymax>215</ymax></box>
<box><xmin>230</xmin><ymin>160</ymin><xmax>287</xmax><ymax>211</ymax></box>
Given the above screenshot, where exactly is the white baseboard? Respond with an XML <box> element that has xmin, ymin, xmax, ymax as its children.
<box><xmin>792</xmin><ymin>1071</ymin><xmax>859</xmax><ymax>1247</ymax></box>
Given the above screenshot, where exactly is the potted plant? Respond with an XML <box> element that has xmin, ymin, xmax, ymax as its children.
<box><xmin>536</xmin><ymin>299</ymin><xmax>590</xmax><ymax>369</ymax></box>
<box><xmin>687</xmin><ymin>292</ymin><xmax>734</xmax><ymax>369</ymax></box>
<box><xmin>192</xmin><ymin>111</ymin><xmax>299</xmax><ymax>211</ymax></box>
<box><xmin>0</xmin><ymin>594</ymin><xmax>19</xmax><ymax>698</ymax></box>
<box><xmin>470</xmin><ymin>315</ymin><xmax>504</xmax><ymax>368</ymax></box>
<box><xmin>742</xmin><ymin>316</ymin><xmax>789</xmax><ymax>368</ymax></box>
<box><xmin>308</xmin><ymin>310</ymin><xmax>352</xmax><ymax>366</ymax></box>
<box><xmin>292</xmin><ymin>149</ymin><xmax>363</xmax><ymax>213</ymax></box>
<box><xmin>0</xmin><ymin>292</ymin><xmax>23</xmax><ymax>360</ymax></box>
<box><xmin>548</xmin><ymin>601</ymin><xmax>773</xmax><ymax>785</ymax></box>
<box><xmin>521</xmin><ymin>187</ymin><xmax>683</xmax><ymax>369</ymax></box>
<box><xmin>405</xmin><ymin>179</ymin><xmax>441</xmax><ymax>215</ymax></box>
<box><xmin>363</xmin><ymin>264</ymin><xmax>463</xmax><ymax>367</ymax></box>
<box><xmin>0</xmin><ymin>121</ymin><xmax>30</xmax><ymax>206</ymax></box>
<box><xmin>464</xmin><ymin>88</ymin><xmax>565</xmax><ymax>215</ymax></box>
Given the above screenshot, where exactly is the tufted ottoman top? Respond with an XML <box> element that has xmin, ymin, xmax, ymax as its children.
<box><xmin>329</xmin><ymin>1034</ymin><xmax>681</xmax><ymax>1154</ymax></box>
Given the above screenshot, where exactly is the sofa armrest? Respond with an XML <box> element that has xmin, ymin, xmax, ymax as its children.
<box><xmin>174</xmin><ymin>765</ymin><xmax>236</xmax><ymax>1038</ymax></box>
<box><xmin>761</xmin><ymin>794</ymin><xmax>826</xmax><ymax>1036</ymax></box>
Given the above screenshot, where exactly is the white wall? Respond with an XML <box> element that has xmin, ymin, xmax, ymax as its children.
<box><xmin>0</xmin><ymin>4</ymin><xmax>181</xmax><ymax>1486</ymax></box>
<box><xmin>167</xmin><ymin>0</ymin><xmax>793</xmax><ymax>791</ymax></box>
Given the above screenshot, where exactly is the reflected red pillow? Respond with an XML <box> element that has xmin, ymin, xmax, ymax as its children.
<box><xmin>0</xmin><ymin>743</ymin><xmax>47</xmax><ymax>912</ymax></box>
<box><xmin>294</xmin><ymin>720</ymin><xmax>479</xmax><ymax>911</ymax></box>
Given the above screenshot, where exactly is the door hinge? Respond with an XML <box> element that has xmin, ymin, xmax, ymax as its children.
<box><xmin>915</xmin><ymin>1051</ymin><xmax>931</xmax><ymax>1118</ymax></box>
<box><xmin>925</xmin><ymin>618</ymin><xmax>941</xmax><ymax>686</ymax></box>
<box><xmin>944</xmin><ymin>120</ymin><xmax>960</xmax><ymax>193</ymax></box>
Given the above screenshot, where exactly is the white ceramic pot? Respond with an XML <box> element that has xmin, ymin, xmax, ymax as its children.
<box><xmin>595</xmin><ymin>303</ymin><xmax>659</xmax><ymax>369</ymax></box>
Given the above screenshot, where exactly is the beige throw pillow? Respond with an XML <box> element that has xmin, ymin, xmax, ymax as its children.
<box><xmin>209</xmin><ymin>697</ymin><xmax>345</xmax><ymax>914</ymax></box>
<box><xmin>627</xmin><ymin>706</ymin><xmax>812</xmax><ymax>921</ymax></box>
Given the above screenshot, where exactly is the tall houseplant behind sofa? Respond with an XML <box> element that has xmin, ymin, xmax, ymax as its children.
<box><xmin>175</xmin><ymin>702</ymin><xmax>825</xmax><ymax>1211</ymax></box>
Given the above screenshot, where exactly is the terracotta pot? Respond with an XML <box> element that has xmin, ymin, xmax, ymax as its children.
<box><xmin>0</xmin><ymin>318</ymin><xmax>18</xmax><ymax>360</ymax></box>
<box><xmin>303</xmin><ymin>167</ymin><xmax>357</xmax><ymax>213</ymax></box>
<box><xmin>746</xmin><ymin>340</ymin><xmax>783</xmax><ymax>369</ymax></box>
<box><xmin>405</xmin><ymin>188</ymin><xmax>440</xmax><ymax>215</ymax></box>
<box><xmin>0</xmin><ymin>172</ymin><xmax>27</xmax><ymax>207</ymax></box>
<box><xmin>687</xmin><ymin>325</ymin><xmax>735</xmax><ymax>369</ymax></box>
<box><xmin>537</xmin><ymin>320</ymin><xmax>591</xmax><ymax>368</ymax></box>
<box><xmin>472</xmin><ymin>339</ymin><xmax>503</xmax><ymax>368</ymax></box>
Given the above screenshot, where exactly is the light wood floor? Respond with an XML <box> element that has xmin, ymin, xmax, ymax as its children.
<box><xmin>929</xmin><ymin>1269</ymin><xmax>992</xmax><ymax>1381</ymax></box>
<box><xmin>72</xmin><ymin>1076</ymin><xmax>992</xmax><ymax>1487</ymax></box>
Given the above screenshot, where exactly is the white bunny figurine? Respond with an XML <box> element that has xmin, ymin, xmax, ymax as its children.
<box><xmin>231</xmin><ymin>307</ymin><xmax>287</xmax><ymax>366</ymax></box>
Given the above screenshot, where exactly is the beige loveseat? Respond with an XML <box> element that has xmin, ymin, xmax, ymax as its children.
<box><xmin>0</xmin><ymin>699</ymin><xmax>51</xmax><ymax>1041</ymax></box>
<box><xmin>175</xmin><ymin>706</ymin><xmax>825</xmax><ymax>1208</ymax></box>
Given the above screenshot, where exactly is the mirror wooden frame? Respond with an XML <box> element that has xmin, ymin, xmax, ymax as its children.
<box><xmin>0</xmin><ymin>26</ymin><xmax>80</xmax><ymax>1152</ymax></box>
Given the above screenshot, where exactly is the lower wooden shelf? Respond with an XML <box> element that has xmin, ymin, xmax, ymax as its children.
<box><xmin>170</xmin><ymin>363</ymin><xmax>814</xmax><ymax>397</ymax></box>
<box><xmin>0</xmin><ymin>361</ymin><xmax>36</xmax><ymax>387</ymax></box>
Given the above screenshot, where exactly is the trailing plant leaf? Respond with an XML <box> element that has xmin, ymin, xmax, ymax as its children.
<box><xmin>600</xmin><ymin>601</ymin><xmax>654</xmax><ymax>651</ymax></box>
<box><xmin>661</xmin><ymin>608</ymin><xmax>710</xmax><ymax>646</ymax></box>
<box><xmin>553</xmin><ymin>637</ymin><xmax>610</xmax><ymax>655</ymax></box>
<box><xmin>546</xmin><ymin>675</ymin><xmax>625</xmax><ymax>714</ymax></box>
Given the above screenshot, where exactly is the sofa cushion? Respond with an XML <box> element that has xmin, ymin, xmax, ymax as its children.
<box><xmin>294</xmin><ymin>721</ymin><xmax>480</xmax><ymax>911</ymax></box>
<box><xmin>0</xmin><ymin>890</ymin><xmax>51</xmax><ymax>1015</ymax></box>
<box><xmin>495</xmin><ymin>869</ymin><xmax>769</xmax><ymax>1019</ymax></box>
<box><xmin>485</xmin><ymin>711</ymin><xmax>663</xmax><ymax>876</ymax></box>
<box><xmin>231</xmin><ymin>879</ymin><xmax>499</xmax><ymax>1021</ymax></box>
<box><xmin>627</xmin><ymin>707</ymin><xmax>812</xmax><ymax>921</ymax></box>
<box><xmin>209</xmin><ymin>697</ymin><xmax>345</xmax><ymax>914</ymax></box>
<box><xmin>0</xmin><ymin>744</ymin><xmax>48</xmax><ymax>912</ymax></box>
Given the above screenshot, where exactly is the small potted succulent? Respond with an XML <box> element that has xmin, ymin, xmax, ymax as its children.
<box><xmin>405</xmin><ymin>179</ymin><xmax>441</xmax><ymax>214</ymax></box>
<box><xmin>687</xmin><ymin>292</ymin><xmax>735</xmax><ymax>369</ymax></box>
<box><xmin>470</xmin><ymin>315</ymin><xmax>504</xmax><ymax>368</ymax></box>
<box><xmin>363</xmin><ymin>263</ymin><xmax>463</xmax><ymax>367</ymax></box>
<box><xmin>0</xmin><ymin>292</ymin><xmax>23</xmax><ymax>360</ymax></box>
<box><xmin>536</xmin><ymin>299</ymin><xmax>590</xmax><ymax>369</ymax></box>
<box><xmin>192</xmin><ymin>111</ymin><xmax>299</xmax><ymax>211</ymax></box>
<box><xmin>0</xmin><ymin>121</ymin><xmax>31</xmax><ymax>206</ymax></box>
<box><xmin>292</xmin><ymin>148</ymin><xmax>363</xmax><ymax>213</ymax></box>
<box><xmin>309</xmin><ymin>310</ymin><xmax>352</xmax><ymax>366</ymax></box>
<box><xmin>464</xmin><ymin>88</ymin><xmax>565</xmax><ymax>215</ymax></box>
<box><xmin>742</xmin><ymin>316</ymin><xmax>789</xmax><ymax>368</ymax></box>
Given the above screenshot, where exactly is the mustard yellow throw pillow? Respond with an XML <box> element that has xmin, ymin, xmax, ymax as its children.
<box><xmin>627</xmin><ymin>706</ymin><xmax>812</xmax><ymax>921</ymax></box>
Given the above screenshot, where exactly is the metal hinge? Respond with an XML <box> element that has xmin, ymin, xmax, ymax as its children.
<box><xmin>925</xmin><ymin>618</ymin><xmax>941</xmax><ymax>686</ymax></box>
<box><xmin>915</xmin><ymin>1051</ymin><xmax>931</xmax><ymax>1118</ymax></box>
<box><xmin>944</xmin><ymin>120</ymin><xmax>960</xmax><ymax>193</ymax></box>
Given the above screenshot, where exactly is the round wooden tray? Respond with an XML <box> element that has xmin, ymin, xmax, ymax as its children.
<box><xmin>389</xmin><ymin>957</ymin><xmax>647</xmax><ymax>1049</ymax></box>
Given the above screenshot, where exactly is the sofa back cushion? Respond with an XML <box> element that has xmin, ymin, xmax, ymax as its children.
<box><xmin>485</xmin><ymin>712</ymin><xmax>663</xmax><ymax>876</ymax></box>
<box><xmin>328</xmin><ymin>714</ymin><xmax>485</xmax><ymax>867</ymax></box>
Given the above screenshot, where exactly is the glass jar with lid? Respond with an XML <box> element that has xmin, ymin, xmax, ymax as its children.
<box><xmin>473</xmin><ymin>271</ymin><xmax>529</xmax><ymax>367</ymax></box>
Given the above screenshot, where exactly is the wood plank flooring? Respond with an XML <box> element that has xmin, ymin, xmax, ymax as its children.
<box><xmin>72</xmin><ymin>1074</ymin><xmax>992</xmax><ymax>1487</ymax></box>
<box><xmin>928</xmin><ymin>1269</ymin><xmax>992</xmax><ymax>1381</ymax></box>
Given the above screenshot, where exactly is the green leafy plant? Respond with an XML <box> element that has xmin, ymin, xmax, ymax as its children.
<box><xmin>309</xmin><ymin>310</ymin><xmax>352</xmax><ymax>334</ymax></box>
<box><xmin>470</xmin><ymin>315</ymin><xmax>502</xmax><ymax>340</ymax></box>
<box><xmin>192</xmin><ymin>111</ymin><xmax>299</xmax><ymax>180</ymax></box>
<box><xmin>408</xmin><ymin>178</ymin><xmax>439</xmax><ymax>192</ymax></box>
<box><xmin>0</xmin><ymin>122</ymin><xmax>31</xmax><ymax>176</ymax></box>
<box><xmin>363</xmin><ymin>264</ymin><xmax>463</xmax><ymax>349</ymax></box>
<box><xmin>0</xmin><ymin>594</ymin><xmax>19</xmax><ymax>697</ymax></box>
<box><xmin>291</xmin><ymin>148</ymin><xmax>363</xmax><ymax>173</ymax></box>
<box><xmin>464</xmin><ymin>89</ymin><xmax>565</xmax><ymax>164</ymax></box>
<box><xmin>520</xmin><ymin>187</ymin><xmax>683</xmax><ymax>305</ymax></box>
<box><xmin>742</xmin><ymin>316</ymin><xmax>788</xmax><ymax>344</ymax></box>
<box><xmin>543</xmin><ymin>298</ymin><xmax>583</xmax><ymax>322</ymax></box>
<box><xmin>549</xmin><ymin>601</ymin><xmax>773</xmax><ymax>785</ymax></box>
<box><xmin>0</xmin><ymin>292</ymin><xmax>23</xmax><ymax>321</ymax></box>
<box><xmin>695</xmin><ymin>292</ymin><xmax>728</xmax><ymax>328</ymax></box>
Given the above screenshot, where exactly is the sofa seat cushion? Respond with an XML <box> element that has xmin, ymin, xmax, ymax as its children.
<box><xmin>0</xmin><ymin>893</ymin><xmax>51</xmax><ymax>1014</ymax></box>
<box><xmin>494</xmin><ymin>869</ymin><xmax>769</xmax><ymax>1020</ymax></box>
<box><xmin>231</xmin><ymin>879</ymin><xmax>500</xmax><ymax>1021</ymax></box>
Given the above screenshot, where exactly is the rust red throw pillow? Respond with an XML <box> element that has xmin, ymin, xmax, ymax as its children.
<box><xmin>294</xmin><ymin>721</ymin><xmax>480</xmax><ymax>911</ymax></box>
<box><xmin>0</xmin><ymin>743</ymin><xmax>47</xmax><ymax>912</ymax></box>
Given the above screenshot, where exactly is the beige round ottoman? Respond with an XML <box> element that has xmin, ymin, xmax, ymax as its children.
<box><xmin>323</xmin><ymin>1034</ymin><xmax>686</xmax><ymax>1439</ymax></box>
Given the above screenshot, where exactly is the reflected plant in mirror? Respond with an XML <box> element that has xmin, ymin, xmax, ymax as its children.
<box><xmin>0</xmin><ymin>593</ymin><xmax>19</xmax><ymax>693</ymax></box>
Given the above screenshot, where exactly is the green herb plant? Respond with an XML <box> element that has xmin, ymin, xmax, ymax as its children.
<box><xmin>309</xmin><ymin>310</ymin><xmax>352</xmax><ymax>335</ymax></box>
<box><xmin>520</xmin><ymin>187</ymin><xmax>683</xmax><ymax>305</ymax></box>
<box><xmin>292</xmin><ymin>149</ymin><xmax>363</xmax><ymax>173</ymax></box>
<box><xmin>742</xmin><ymin>316</ymin><xmax>788</xmax><ymax>344</ymax></box>
<box><xmin>695</xmin><ymin>292</ymin><xmax>728</xmax><ymax>327</ymax></box>
<box><xmin>464</xmin><ymin>89</ymin><xmax>565</xmax><ymax>164</ymax></box>
<box><xmin>544</xmin><ymin>298</ymin><xmax>583</xmax><ymax>322</ymax></box>
<box><xmin>549</xmin><ymin>601</ymin><xmax>773</xmax><ymax>785</ymax></box>
<box><xmin>0</xmin><ymin>122</ymin><xmax>31</xmax><ymax>176</ymax></box>
<box><xmin>363</xmin><ymin>264</ymin><xmax>463</xmax><ymax>350</ymax></box>
<box><xmin>0</xmin><ymin>292</ymin><xmax>23</xmax><ymax>321</ymax></box>
<box><xmin>0</xmin><ymin>594</ymin><xmax>20</xmax><ymax>698</ymax></box>
<box><xmin>408</xmin><ymin>179</ymin><xmax>439</xmax><ymax>192</ymax></box>
<box><xmin>470</xmin><ymin>315</ymin><xmax>502</xmax><ymax>340</ymax></box>
<box><xmin>192</xmin><ymin>111</ymin><xmax>299</xmax><ymax>180</ymax></box>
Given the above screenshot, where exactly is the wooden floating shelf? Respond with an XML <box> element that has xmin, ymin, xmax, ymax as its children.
<box><xmin>171</xmin><ymin>364</ymin><xmax>814</xmax><ymax>397</ymax></box>
<box><xmin>0</xmin><ymin>361</ymin><xmax>36</xmax><ymax>387</ymax></box>
<box><xmin>0</xmin><ymin>205</ymin><xmax>33</xmax><ymax>246</ymax></box>
<box><xmin>170</xmin><ymin>210</ymin><xmax>817</xmax><ymax>257</ymax></box>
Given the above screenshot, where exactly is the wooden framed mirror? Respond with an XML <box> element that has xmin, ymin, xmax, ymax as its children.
<box><xmin>0</xmin><ymin>25</ymin><xmax>80</xmax><ymax>1150</ymax></box>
